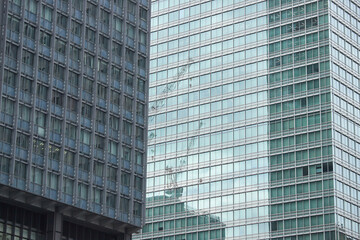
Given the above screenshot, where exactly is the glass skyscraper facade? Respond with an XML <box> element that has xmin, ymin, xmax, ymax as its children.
<box><xmin>0</xmin><ymin>0</ymin><xmax>149</xmax><ymax>239</ymax></box>
<box><xmin>135</xmin><ymin>0</ymin><xmax>360</xmax><ymax>239</ymax></box>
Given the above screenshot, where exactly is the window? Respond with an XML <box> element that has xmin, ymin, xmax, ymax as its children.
<box><xmin>40</xmin><ymin>31</ymin><xmax>51</xmax><ymax>47</ymax></box>
<box><xmin>86</xmin><ymin>3</ymin><xmax>96</xmax><ymax>18</ymax></box>
<box><xmin>5</xmin><ymin>43</ymin><xmax>18</xmax><ymax>59</ymax></box>
<box><xmin>0</xmin><ymin>156</ymin><xmax>11</xmax><ymax>174</ymax></box>
<box><xmin>65</xmin><ymin>123</ymin><xmax>77</xmax><ymax>139</ymax></box>
<box><xmin>56</xmin><ymin>14</ymin><xmax>67</xmax><ymax>29</ymax></box>
<box><xmin>67</xmin><ymin>97</ymin><xmax>78</xmax><ymax>112</ymax></box>
<box><xmin>7</xmin><ymin>16</ymin><xmax>20</xmax><ymax>33</ymax></box>
<box><xmin>83</xmin><ymin>78</ymin><xmax>93</xmax><ymax>93</ymax></box>
<box><xmin>33</xmin><ymin>139</ymin><xmax>46</xmax><ymax>156</ymax></box>
<box><xmin>127</xmin><ymin>1</ymin><xmax>136</xmax><ymax>15</ymax></box>
<box><xmin>79</xmin><ymin>156</ymin><xmax>89</xmax><ymax>171</ymax></box>
<box><xmin>136</xmin><ymin>102</ymin><xmax>145</xmax><ymax>117</ymax></box>
<box><xmin>120</xmin><ymin>198</ymin><xmax>129</xmax><ymax>213</ymax></box>
<box><xmin>55</xmin><ymin>39</ymin><xmax>66</xmax><ymax>54</ymax></box>
<box><xmin>84</xmin><ymin>53</ymin><xmax>94</xmax><ymax>68</ymax></box>
<box><xmin>14</xmin><ymin>161</ymin><xmax>27</xmax><ymax>180</ymax></box>
<box><xmin>109</xmin><ymin>115</ymin><xmax>119</xmax><ymax>130</ymax></box>
<box><xmin>112</xmin><ymin>42</ymin><xmax>122</xmax><ymax>57</ymax></box>
<box><xmin>81</xmin><ymin>104</ymin><xmax>92</xmax><ymax>118</ymax></box>
<box><xmin>306</xmin><ymin>17</ymin><xmax>318</xmax><ymax>28</ymax></box>
<box><xmin>121</xmin><ymin>172</ymin><xmax>130</xmax><ymax>186</ymax></box>
<box><xmin>269</xmin><ymin>12</ymin><xmax>280</xmax><ymax>23</ymax></box>
<box><xmin>68</xmin><ymin>71</ymin><xmax>79</xmax><ymax>87</ymax></box>
<box><xmin>38</xmin><ymin>57</ymin><xmax>50</xmax><ymax>73</ymax></box>
<box><xmin>52</xmin><ymin>90</ymin><xmax>63</xmax><ymax>106</ymax></box>
<box><xmin>95</xmin><ymin>135</ymin><xmax>105</xmax><ymax>150</ymax></box>
<box><xmin>138</xmin><ymin>55</ymin><xmax>146</xmax><ymax>70</ymax></box>
<box><xmin>85</xmin><ymin>28</ymin><xmax>95</xmax><ymax>43</ymax></box>
<box><xmin>294</xmin><ymin>51</ymin><xmax>305</xmax><ymax>62</ymax></box>
<box><xmin>16</xmin><ymin>133</ymin><xmax>29</xmax><ymax>149</ymax></box>
<box><xmin>64</xmin><ymin>150</ymin><xmax>75</xmax><ymax>166</ymax></box>
<box><xmin>47</xmin><ymin>173</ymin><xmax>58</xmax><ymax>190</ymax></box>
<box><xmin>69</xmin><ymin>45</ymin><xmax>80</xmax><ymax>61</ymax></box>
<box><xmin>97</xmin><ymin>84</ymin><xmax>107</xmax><ymax>99</ymax></box>
<box><xmin>125</xmin><ymin>49</ymin><xmax>135</xmax><ymax>64</ymax></box>
<box><xmin>0</xmin><ymin>97</ymin><xmax>17</xmax><ymax>122</ymax></box>
<box><xmin>123</xmin><ymin>121</ymin><xmax>132</xmax><ymax>137</ymax></box>
<box><xmin>134</xmin><ymin>202</ymin><xmax>142</xmax><ymax>217</ymax></box>
<box><xmin>136</xmin><ymin>127</ymin><xmax>144</xmax><ymax>141</ymax></box>
<box><xmin>307</xmin><ymin>63</ymin><xmax>319</xmax><ymax>74</ymax></box>
<box><xmin>22</xmin><ymin>50</ymin><xmax>34</xmax><ymax>66</ymax></box>
<box><xmin>93</xmin><ymin>162</ymin><xmax>103</xmax><ymax>177</ymax></box>
<box><xmin>125</xmin><ymin>73</ymin><xmax>134</xmax><ymax>88</ymax></box>
<box><xmin>98</xmin><ymin>60</ymin><xmax>108</xmax><ymax>75</ymax></box>
<box><xmin>106</xmin><ymin>193</ymin><xmax>116</xmax><ymax>208</ymax></box>
<box><xmin>18</xmin><ymin>105</ymin><xmax>31</xmax><ymax>122</ymax></box>
<box><xmin>134</xmin><ymin>176</ymin><xmax>142</xmax><ymax>191</ymax></box>
<box><xmin>137</xmin><ymin>79</ymin><xmax>145</xmax><ymax>93</ymax></box>
<box><xmin>80</xmin><ymin>130</ymin><xmax>91</xmax><ymax>145</ymax></box>
<box><xmin>63</xmin><ymin>178</ymin><xmax>73</xmax><ymax>195</ymax></box>
<box><xmin>124</xmin><ymin>97</ymin><xmax>133</xmax><ymax>112</ymax></box>
<box><xmin>294</xmin><ymin>5</ymin><xmax>304</xmax><ymax>16</ymax></box>
<box><xmin>135</xmin><ymin>151</ymin><xmax>143</xmax><ymax>166</ymax></box>
<box><xmin>139</xmin><ymin>7</ymin><xmax>147</xmax><ymax>22</ymax></box>
<box><xmin>114</xmin><ymin>0</ymin><xmax>123</xmax><ymax>7</ymax></box>
<box><xmin>96</xmin><ymin>110</ymin><xmax>106</xmax><ymax>124</ymax></box>
<box><xmin>58</xmin><ymin>0</ymin><xmax>68</xmax><ymax>10</ymax></box>
<box><xmin>127</xmin><ymin>24</ymin><xmax>135</xmax><ymax>39</ymax></box>
<box><xmin>100</xmin><ymin>9</ymin><xmax>110</xmax><ymax>25</ymax></box>
<box><xmin>41</xmin><ymin>5</ymin><xmax>53</xmax><ymax>21</ymax></box>
<box><xmin>50</xmin><ymin>117</ymin><xmax>62</xmax><ymax>134</ymax></box>
<box><xmin>24</xmin><ymin>23</ymin><xmax>35</xmax><ymax>40</ymax></box>
<box><xmin>0</xmin><ymin>126</ymin><xmax>12</xmax><ymax>143</ymax></box>
<box><xmin>122</xmin><ymin>146</ymin><xmax>131</xmax><ymax>161</ymax></box>
<box><xmin>78</xmin><ymin>183</ymin><xmax>88</xmax><ymax>199</ymax></box>
<box><xmin>35</xmin><ymin>111</ymin><xmax>46</xmax><ymax>131</ymax></box>
<box><xmin>36</xmin><ymin>84</ymin><xmax>48</xmax><ymax>99</ymax></box>
<box><xmin>93</xmin><ymin>188</ymin><xmax>102</xmax><ymax>204</ymax></box>
<box><xmin>71</xmin><ymin>20</ymin><xmax>81</xmax><ymax>36</ymax></box>
<box><xmin>3</xmin><ymin>70</ymin><xmax>16</xmax><ymax>87</ymax></box>
<box><xmin>139</xmin><ymin>30</ymin><xmax>147</xmax><ymax>46</ymax></box>
<box><xmin>72</xmin><ymin>0</ymin><xmax>83</xmax><ymax>11</ymax></box>
<box><xmin>293</xmin><ymin>20</ymin><xmax>305</xmax><ymax>31</ymax></box>
<box><xmin>111</xmin><ymin>90</ymin><xmax>121</xmax><ymax>106</ymax></box>
<box><xmin>113</xmin><ymin>17</ymin><xmax>122</xmax><ymax>32</ymax></box>
<box><xmin>25</xmin><ymin>0</ymin><xmax>37</xmax><ymax>13</ymax></box>
<box><xmin>9</xmin><ymin>0</ymin><xmax>21</xmax><ymax>7</ymax></box>
<box><xmin>99</xmin><ymin>35</ymin><xmax>109</xmax><ymax>50</ymax></box>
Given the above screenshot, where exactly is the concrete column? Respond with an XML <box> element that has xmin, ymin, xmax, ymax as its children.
<box><xmin>46</xmin><ymin>212</ymin><xmax>63</xmax><ymax>240</ymax></box>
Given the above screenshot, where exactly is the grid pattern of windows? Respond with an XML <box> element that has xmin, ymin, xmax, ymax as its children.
<box><xmin>136</xmin><ymin>0</ymin><xmax>357</xmax><ymax>239</ymax></box>
<box><xmin>139</xmin><ymin>0</ymin><xmax>271</xmax><ymax>239</ymax></box>
<box><xmin>0</xmin><ymin>0</ymin><xmax>149</xmax><ymax>230</ymax></box>
<box><xmin>0</xmin><ymin>202</ymin><xmax>46</xmax><ymax>240</ymax></box>
<box><xmin>328</xmin><ymin>0</ymin><xmax>360</xmax><ymax>237</ymax></box>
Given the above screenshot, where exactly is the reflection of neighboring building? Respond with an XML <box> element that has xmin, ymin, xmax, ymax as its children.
<box><xmin>136</xmin><ymin>0</ymin><xmax>273</xmax><ymax>237</ymax></box>
<box><xmin>140</xmin><ymin>188</ymin><xmax>226</xmax><ymax>240</ymax></box>
<box><xmin>0</xmin><ymin>0</ymin><xmax>150</xmax><ymax>239</ymax></box>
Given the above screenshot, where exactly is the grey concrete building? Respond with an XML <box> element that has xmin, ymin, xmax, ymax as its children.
<box><xmin>0</xmin><ymin>0</ymin><xmax>149</xmax><ymax>239</ymax></box>
<box><xmin>135</xmin><ymin>0</ymin><xmax>359</xmax><ymax>239</ymax></box>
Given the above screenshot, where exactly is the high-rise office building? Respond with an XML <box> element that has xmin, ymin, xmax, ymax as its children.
<box><xmin>0</xmin><ymin>0</ymin><xmax>149</xmax><ymax>239</ymax></box>
<box><xmin>136</xmin><ymin>0</ymin><xmax>360</xmax><ymax>239</ymax></box>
